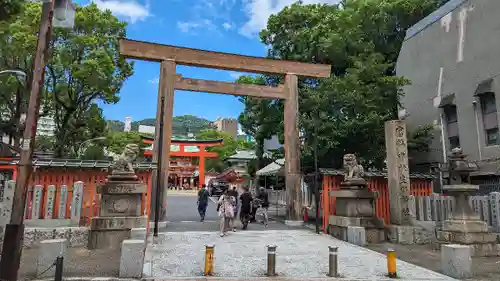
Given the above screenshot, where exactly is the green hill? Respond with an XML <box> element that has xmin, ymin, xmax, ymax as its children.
<box><xmin>106</xmin><ymin>115</ymin><xmax>215</xmax><ymax>136</ymax></box>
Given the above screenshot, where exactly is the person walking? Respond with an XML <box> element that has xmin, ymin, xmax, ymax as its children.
<box><xmin>197</xmin><ymin>184</ymin><xmax>209</xmax><ymax>222</ymax></box>
<box><xmin>228</xmin><ymin>186</ymin><xmax>239</xmax><ymax>218</ymax></box>
<box><xmin>257</xmin><ymin>187</ymin><xmax>270</xmax><ymax>227</ymax></box>
<box><xmin>217</xmin><ymin>189</ymin><xmax>235</xmax><ymax>236</ymax></box>
<box><xmin>239</xmin><ymin>186</ymin><xmax>253</xmax><ymax>230</ymax></box>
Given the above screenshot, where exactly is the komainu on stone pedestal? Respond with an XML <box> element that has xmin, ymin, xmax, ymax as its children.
<box><xmin>340</xmin><ymin>154</ymin><xmax>368</xmax><ymax>188</ymax></box>
<box><xmin>329</xmin><ymin>154</ymin><xmax>384</xmax><ymax>243</ymax></box>
<box><xmin>88</xmin><ymin>144</ymin><xmax>148</xmax><ymax>250</ymax></box>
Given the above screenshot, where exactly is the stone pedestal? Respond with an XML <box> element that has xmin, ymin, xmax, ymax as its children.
<box><xmin>88</xmin><ymin>172</ymin><xmax>148</xmax><ymax>249</ymax></box>
<box><xmin>328</xmin><ymin>189</ymin><xmax>384</xmax><ymax>243</ymax></box>
<box><xmin>436</xmin><ymin>184</ymin><xmax>500</xmax><ymax>256</ymax></box>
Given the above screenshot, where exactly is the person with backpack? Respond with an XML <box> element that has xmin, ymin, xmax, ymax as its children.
<box><xmin>239</xmin><ymin>186</ymin><xmax>253</xmax><ymax>230</ymax></box>
<box><xmin>197</xmin><ymin>184</ymin><xmax>209</xmax><ymax>222</ymax></box>
<box><xmin>217</xmin><ymin>189</ymin><xmax>235</xmax><ymax>236</ymax></box>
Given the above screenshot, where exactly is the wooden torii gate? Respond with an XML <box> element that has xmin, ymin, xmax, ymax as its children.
<box><xmin>119</xmin><ymin>38</ymin><xmax>331</xmax><ymax>222</ymax></box>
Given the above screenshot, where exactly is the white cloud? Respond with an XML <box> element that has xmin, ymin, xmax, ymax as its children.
<box><xmin>240</xmin><ymin>0</ymin><xmax>341</xmax><ymax>37</ymax></box>
<box><xmin>222</xmin><ymin>22</ymin><xmax>232</xmax><ymax>30</ymax></box>
<box><xmin>177</xmin><ymin>19</ymin><xmax>217</xmax><ymax>33</ymax></box>
<box><xmin>92</xmin><ymin>0</ymin><xmax>150</xmax><ymax>24</ymax></box>
<box><xmin>148</xmin><ymin>77</ymin><xmax>159</xmax><ymax>84</ymax></box>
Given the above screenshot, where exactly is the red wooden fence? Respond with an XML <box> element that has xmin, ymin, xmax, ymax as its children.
<box><xmin>0</xmin><ymin>167</ymin><xmax>153</xmax><ymax>225</ymax></box>
<box><xmin>321</xmin><ymin>174</ymin><xmax>433</xmax><ymax>231</ymax></box>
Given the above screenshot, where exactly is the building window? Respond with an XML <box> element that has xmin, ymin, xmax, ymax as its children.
<box><xmin>443</xmin><ymin>105</ymin><xmax>460</xmax><ymax>149</ymax></box>
<box><xmin>486</xmin><ymin>128</ymin><xmax>499</xmax><ymax>146</ymax></box>
<box><xmin>449</xmin><ymin>136</ymin><xmax>460</xmax><ymax>149</ymax></box>
<box><xmin>480</xmin><ymin>92</ymin><xmax>500</xmax><ymax>146</ymax></box>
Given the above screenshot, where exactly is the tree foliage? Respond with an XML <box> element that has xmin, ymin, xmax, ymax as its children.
<box><xmin>0</xmin><ymin>2</ymin><xmax>133</xmax><ymax>157</ymax></box>
<box><xmin>238</xmin><ymin>0</ymin><xmax>441</xmax><ymax>171</ymax></box>
<box><xmin>105</xmin><ymin>131</ymin><xmax>147</xmax><ymax>156</ymax></box>
<box><xmin>0</xmin><ymin>0</ymin><xmax>24</xmax><ymax>22</ymax></box>
<box><xmin>196</xmin><ymin>129</ymin><xmax>255</xmax><ymax>172</ymax></box>
<box><xmin>106</xmin><ymin>115</ymin><xmax>215</xmax><ymax>136</ymax></box>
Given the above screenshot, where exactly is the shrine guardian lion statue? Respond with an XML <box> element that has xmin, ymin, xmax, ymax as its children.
<box><xmin>112</xmin><ymin>144</ymin><xmax>140</xmax><ymax>173</ymax></box>
<box><xmin>341</xmin><ymin>154</ymin><xmax>367</xmax><ymax>187</ymax></box>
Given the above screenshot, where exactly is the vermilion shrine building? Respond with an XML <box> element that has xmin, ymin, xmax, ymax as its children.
<box><xmin>141</xmin><ymin>136</ymin><xmax>223</xmax><ymax>188</ymax></box>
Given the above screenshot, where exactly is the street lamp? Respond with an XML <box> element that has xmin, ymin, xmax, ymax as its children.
<box><xmin>53</xmin><ymin>0</ymin><xmax>76</xmax><ymax>29</ymax></box>
<box><xmin>0</xmin><ymin>1</ymin><xmax>75</xmax><ymax>280</ymax></box>
<box><xmin>78</xmin><ymin>137</ymin><xmax>107</xmax><ymax>156</ymax></box>
<box><xmin>0</xmin><ymin>70</ymin><xmax>27</xmax><ymax>79</ymax></box>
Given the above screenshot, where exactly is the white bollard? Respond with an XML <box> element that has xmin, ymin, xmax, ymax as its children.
<box><xmin>37</xmin><ymin>239</ymin><xmax>68</xmax><ymax>277</ymax></box>
<box><xmin>119</xmin><ymin>239</ymin><xmax>146</xmax><ymax>278</ymax></box>
<box><xmin>441</xmin><ymin>244</ymin><xmax>472</xmax><ymax>279</ymax></box>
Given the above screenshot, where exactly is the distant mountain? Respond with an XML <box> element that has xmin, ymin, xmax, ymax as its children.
<box><xmin>106</xmin><ymin>115</ymin><xmax>215</xmax><ymax>136</ymax></box>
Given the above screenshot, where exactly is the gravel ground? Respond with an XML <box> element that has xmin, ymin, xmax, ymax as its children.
<box><xmin>144</xmin><ymin>229</ymin><xmax>456</xmax><ymax>280</ymax></box>
<box><xmin>16</xmin><ymin>247</ymin><xmax>121</xmax><ymax>280</ymax></box>
<box><xmin>366</xmin><ymin>243</ymin><xmax>500</xmax><ymax>281</ymax></box>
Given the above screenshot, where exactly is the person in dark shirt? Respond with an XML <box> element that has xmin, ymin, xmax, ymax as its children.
<box><xmin>197</xmin><ymin>184</ymin><xmax>209</xmax><ymax>222</ymax></box>
<box><xmin>257</xmin><ymin>187</ymin><xmax>269</xmax><ymax>227</ymax></box>
<box><xmin>239</xmin><ymin>186</ymin><xmax>253</xmax><ymax>229</ymax></box>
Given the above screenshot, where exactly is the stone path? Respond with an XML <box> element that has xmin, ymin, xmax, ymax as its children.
<box><xmin>143</xmin><ymin>229</ymin><xmax>458</xmax><ymax>280</ymax></box>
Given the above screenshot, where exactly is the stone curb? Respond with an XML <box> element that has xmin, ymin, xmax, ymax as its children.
<box><xmin>29</xmin><ymin>277</ymin><xmax>141</xmax><ymax>281</ymax></box>
<box><xmin>141</xmin><ymin>276</ymin><xmax>454</xmax><ymax>281</ymax></box>
<box><xmin>31</xmin><ymin>278</ymin><xmax>454</xmax><ymax>281</ymax></box>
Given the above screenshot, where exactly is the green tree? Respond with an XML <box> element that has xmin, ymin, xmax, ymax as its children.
<box><xmin>0</xmin><ymin>2</ymin><xmax>133</xmax><ymax>156</ymax></box>
<box><xmin>197</xmin><ymin>129</ymin><xmax>255</xmax><ymax>172</ymax></box>
<box><xmin>0</xmin><ymin>0</ymin><xmax>24</xmax><ymax>22</ymax></box>
<box><xmin>48</xmin><ymin>3</ymin><xmax>133</xmax><ymax>157</ymax></box>
<box><xmin>0</xmin><ymin>2</ymin><xmax>49</xmax><ymax>147</ymax></box>
<box><xmin>106</xmin><ymin>131</ymin><xmax>147</xmax><ymax>156</ymax></box>
<box><xmin>238</xmin><ymin>0</ymin><xmax>441</xmax><ymax>170</ymax></box>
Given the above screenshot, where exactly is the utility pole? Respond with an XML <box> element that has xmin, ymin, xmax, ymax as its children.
<box><xmin>154</xmin><ymin>96</ymin><xmax>165</xmax><ymax>237</ymax></box>
<box><xmin>0</xmin><ymin>1</ymin><xmax>55</xmax><ymax>280</ymax></box>
<box><xmin>313</xmin><ymin>119</ymin><xmax>320</xmax><ymax>234</ymax></box>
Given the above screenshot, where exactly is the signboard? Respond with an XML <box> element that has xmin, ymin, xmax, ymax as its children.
<box><xmin>184</xmin><ymin>146</ymin><xmax>200</xmax><ymax>153</ymax></box>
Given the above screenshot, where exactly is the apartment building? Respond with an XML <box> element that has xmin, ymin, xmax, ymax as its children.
<box><xmin>213</xmin><ymin>117</ymin><xmax>238</xmax><ymax>139</ymax></box>
<box><xmin>397</xmin><ymin>0</ymin><xmax>500</xmax><ymax>181</ymax></box>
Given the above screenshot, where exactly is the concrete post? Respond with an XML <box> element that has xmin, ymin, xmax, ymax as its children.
<box><xmin>441</xmin><ymin>244</ymin><xmax>472</xmax><ymax>279</ymax></box>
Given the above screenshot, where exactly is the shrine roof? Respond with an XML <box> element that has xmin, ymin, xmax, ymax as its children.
<box><xmin>0</xmin><ymin>158</ymin><xmax>157</xmax><ymax>170</ymax></box>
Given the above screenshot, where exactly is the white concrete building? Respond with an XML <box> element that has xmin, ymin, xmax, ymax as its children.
<box><xmin>124</xmin><ymin>116</ymin><xmax>132</xmax><ymax>132</ymax></box>
<box><xmin>36</xmin><ymin>116</ymin><xmax>56</xmax><ymax>137</ymax></box>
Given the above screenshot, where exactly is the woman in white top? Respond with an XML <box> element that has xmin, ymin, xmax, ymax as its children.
<box><xmin>217</xmin><ymin>190</ymin><xmax>235</xmax><ymax>236</ymax></box>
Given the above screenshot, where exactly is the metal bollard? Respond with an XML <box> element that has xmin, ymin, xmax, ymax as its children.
<box><xmin>387</xmin><ymin>248</ymin><xmax>397</xmax><ymax>278</ymax></box>
<box><xmin>54</xmin><ymin>256</ymin><xmax>63</xmax><ymax>281</ymax></box>
<box><xmin>266</xmin><ymin>244</ymin><xmax>277</xmax><ymax>276</ymax></box>
<box><xmin>327</xmin><ymin>246</ymin><xmax>338</xmax><ymax>277</ymax></box>
<box><xmin>204</xmin><ymin>244</ymin><xmax>215</xmax><ymax>276</ymax></box>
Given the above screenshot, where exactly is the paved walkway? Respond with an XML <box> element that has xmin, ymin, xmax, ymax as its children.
<box><xmin>143</xmin><ymin>229</ymin><xmax>457</xmax><ymax>280</ymax></box>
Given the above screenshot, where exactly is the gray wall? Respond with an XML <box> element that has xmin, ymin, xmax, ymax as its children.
<box><xmin>397</xmin><ymin>0</ymin><xmax>500</xmax><ymax>171</ymax></box>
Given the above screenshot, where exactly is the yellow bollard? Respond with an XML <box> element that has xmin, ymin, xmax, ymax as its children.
<box><xmin>204</xmin><ymin>244</ymin><xmax>215</xmax><ymax>276</ymax></box>
<box><xmin>387</xmin><ymin>248</ymin><xmax>397</xmax><ymax>278</ymax></box>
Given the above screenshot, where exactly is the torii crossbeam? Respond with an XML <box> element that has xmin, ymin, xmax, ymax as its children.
<box><xmin>119</xmin><ymin>38</ymin><xmax>331</xmax><ymax>223</ymax></box>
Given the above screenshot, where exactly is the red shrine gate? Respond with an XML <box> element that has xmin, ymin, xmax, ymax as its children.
<box><xmin>141</xmin><ymin>136</ymin><xmax>223</xmax><ymax>188</ymax></box>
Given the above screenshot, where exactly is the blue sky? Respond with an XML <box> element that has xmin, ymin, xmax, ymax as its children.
<box><xmin>74</xmin><ymin>0</ymin><xmax>338</xmax><ymax>122</ymax></box>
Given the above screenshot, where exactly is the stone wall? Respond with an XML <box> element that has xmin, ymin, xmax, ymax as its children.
<box><xmin>0</xmin><ymin>227</ymin><xmax>88</xmax><ymax>249</ymax></box>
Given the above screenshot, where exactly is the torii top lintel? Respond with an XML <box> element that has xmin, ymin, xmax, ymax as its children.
<box><xmin>119</xmin><ymin>38</ymin><xmax>331</xmax><ymax>78</ymax></box>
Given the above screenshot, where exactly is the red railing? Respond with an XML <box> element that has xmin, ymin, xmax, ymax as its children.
<box><xmin>321</xmin><ymin>175</ymin><xmax>433</xmax><ymax>231</ymax></box>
